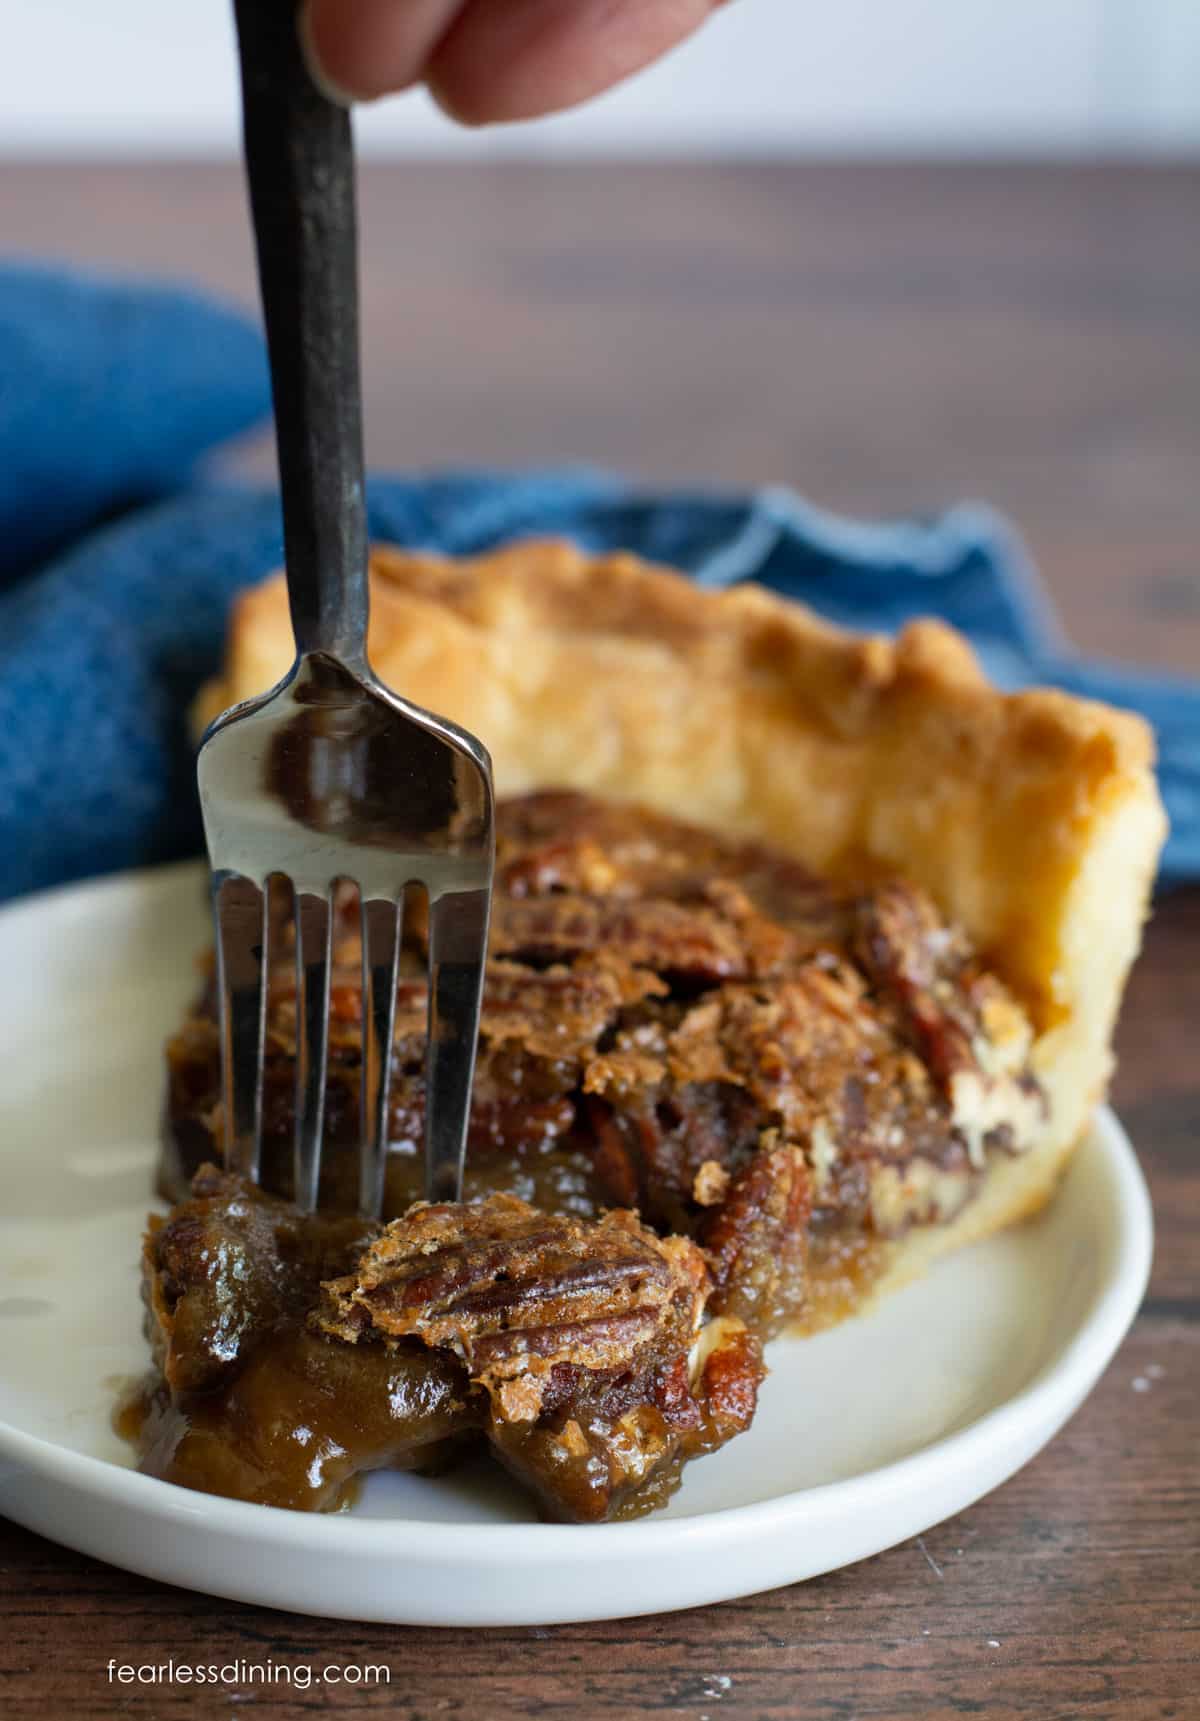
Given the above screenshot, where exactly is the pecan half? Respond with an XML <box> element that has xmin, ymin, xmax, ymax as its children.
<box><xmin>701</xmin><ymin>1133</ymin><xmax>813</xmax><ymax>1336</ymax></box>
<box><xmin>315</xmin><ymin>1192</ymin><xmax>709</xmax><ymax>1421</ymax></box>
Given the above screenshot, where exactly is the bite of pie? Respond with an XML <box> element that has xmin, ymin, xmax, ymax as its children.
<box><xmin>126</xmin><ymin>540</ymin><xmax>1167</xmax><ymax>1521</ymax></box>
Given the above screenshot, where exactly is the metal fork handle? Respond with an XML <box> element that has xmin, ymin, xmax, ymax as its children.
<box><xmin>233</xmin><ymin>0</ymin><xmax>370</xmax><ymax>667</ymax></box>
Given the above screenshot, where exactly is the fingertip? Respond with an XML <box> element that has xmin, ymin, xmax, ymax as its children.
<box><xmin>425</xmin><ymin>68</ymin><xmax>492</xmax><ymax>128</ymax></box>
<box><xmin>427</xmin><ymin>0</ymin><xmax>723</xmax><ymax>128</ymax></box>
<box><xmin>298</xmin><ymin>0</ymin><xmax>359</xmax><ymax>105</ymax></box>
<box><xmin>301</xmin><ymin>0</ymin><xmax>463</xmax><ymax>105</ymax></box>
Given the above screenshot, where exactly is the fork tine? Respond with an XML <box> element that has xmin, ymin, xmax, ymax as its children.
<box><xmin>212</xmin><ymin>872</ymin><xmax>268</xmax><ymax>1181</ymax></box>
<box><xmin>292</xmin><ymin>884</ymin><xmax>333</xmax><ymax>1213</ymax></box>
<box><xmin>424</xmin><ymin>884</ymin><xmax>491</xmax><ymax>1205</ymax></box>
<box><xmin>358</xmin><ymin>892</ymin><xmax>402</xmax><ymax>1219</ymax></box>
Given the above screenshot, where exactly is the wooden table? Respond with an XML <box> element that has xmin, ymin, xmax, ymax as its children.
<box><xmin>1</xmin><ymin>162</ymin><xmax>1196</xmax><ymax>1720</ymax></box>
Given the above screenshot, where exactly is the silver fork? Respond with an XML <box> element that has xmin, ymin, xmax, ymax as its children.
<box><xmin>197</xmin><ymin>0</ymin><xmax>494</xmax><ymax>1217</ymax></box>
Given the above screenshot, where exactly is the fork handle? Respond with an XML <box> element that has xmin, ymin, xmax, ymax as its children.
<box><xmin>233</xmin><ymin>0</ymin><xmax>370</xmax><ymax>665</ymax></box>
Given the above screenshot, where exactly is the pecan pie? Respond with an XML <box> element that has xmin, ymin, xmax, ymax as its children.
<box><xmin>130</xmin><ymin>541</ymin><xmax>1165</xmax><ymax>1522</ymax></box>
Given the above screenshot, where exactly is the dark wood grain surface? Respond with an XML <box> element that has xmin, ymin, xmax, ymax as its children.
<box><xmin>0</xmin><ymin>161</ymin><xmax>1196</xmax><ymax>1721</ymax></box>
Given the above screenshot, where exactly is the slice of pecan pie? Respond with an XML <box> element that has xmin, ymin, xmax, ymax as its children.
<box><xmin>131</xmin><ymin>541</ymin><xmax>1165</xmax><ymax>1521</ymax></box>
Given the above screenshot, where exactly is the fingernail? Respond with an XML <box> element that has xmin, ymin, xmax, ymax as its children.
<box><xmin>297</xmin><ymin>0</ymin><xmax>361</xmax><ymax>107</ymax></box>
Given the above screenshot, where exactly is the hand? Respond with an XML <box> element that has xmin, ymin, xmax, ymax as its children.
<box><xmin>301</xmin><ymin>0</ymin><xmax>726</xmax><ymax>124</ymax></box>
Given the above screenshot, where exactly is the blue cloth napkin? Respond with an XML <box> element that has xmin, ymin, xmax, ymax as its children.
<box><xmin>0</xmin><ymin>269</ymin><xmax>1195</xmax><ymax>902</ymax></box>
<box><xmin>0</xmin><ymin>263</ymin><xmax>270</xmax><ymax>584</ymax></box>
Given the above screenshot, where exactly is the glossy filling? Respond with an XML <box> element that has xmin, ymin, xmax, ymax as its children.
<box><xmin>129</xmin><ymin>791</ymin><xmax>1045</xmax><ymax>1520</ymax></box>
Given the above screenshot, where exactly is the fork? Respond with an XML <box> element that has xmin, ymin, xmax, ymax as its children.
<box><xmin>197</xmin><ymin>0</ymin><xmax>495</xmax><ymax>1217</ymax></box>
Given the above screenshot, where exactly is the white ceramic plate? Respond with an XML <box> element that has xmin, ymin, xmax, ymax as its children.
<box><xmin>0</xmin><ymin>863</ymin><xmax>1152</xmax><ymax>1626</ymax></box>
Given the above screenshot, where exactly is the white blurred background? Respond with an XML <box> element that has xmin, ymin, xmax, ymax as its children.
<box><xmin>1</xmin><ymin>0</ymin><xmax>1197</xmax><ymax>158</ymax></box>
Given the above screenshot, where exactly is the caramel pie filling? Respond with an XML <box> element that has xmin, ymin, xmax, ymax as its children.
<box><xmin>127</xmin><ymin>791</ymin><xmax>1045</xmax><ymax>1520</ymax></box>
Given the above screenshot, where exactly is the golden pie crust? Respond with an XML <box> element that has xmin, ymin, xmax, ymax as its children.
<box><xmin>196</xmin><ymin>539</ymin><xmax>1167</xmax><ymax>1305</ymax></box>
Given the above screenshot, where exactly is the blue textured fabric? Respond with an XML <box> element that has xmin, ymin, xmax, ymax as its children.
<box><xmin>0</xmin><ymin>469</ymin><xmax>1195</xmax><ymax>902</ymax></box>
<box><xmin>0</xmin><ymin>262</ymin><xmax>270</xmax><ymax>582</ymax></box>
